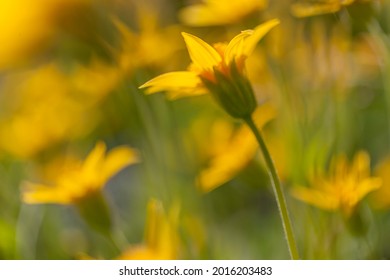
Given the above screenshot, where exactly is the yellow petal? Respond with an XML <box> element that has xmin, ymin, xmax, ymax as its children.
<box><xmin>242</xmin><ymin>19</ymin><xmax>280</xmax><ymax>58</ymax></box>
<box><xmin>291</xmin><ymin>2</ymin><xmax>341</xmax><ymax>18</ymax></box>
<box><xmin>22</xmin><ymin>183</ymin><xmax>72</xmax><ymax>205</ymax></box>
<box><xmin>355</xmin><ymin>178</ymin><xmax>382</xmax><ymax>203</ymax></box>
<box><xmin>139</xmin><ymin>71</ymin><xmax>205</xmax><ymax>98</ymax></box>
<box><xmin>117</xmin><ymin>245</ymin><xmax>161</xmax><ymax>260</ymax></box>
<box><xmin>291</xmin><ymin>186</ymin><xmax>339</xmax><ymax>211</ymax></box>
<box><xmin>351</xmin><ymin>151</ymin><xmax>370</xmax><ymax>179</ymax></box>
<box><xmin>179</xmin><ymin>0</ymin><xmax>267</xmax><ymax>26</ymax></box>
<box><xmin>179</xmin><ymin>4</ymin><xmax>217</xmax><ymax>26</ymax></box>
<box><xmin>101</xmin><ymin>145</ymin><xmax>139</xmax><ymax>183</ymax></box>
<box><xmin>81</xmin><ymin>141</ymin><xmax>107</xmax><ymax>186</ymax></box>
<box><xmin>225</xmin><ymin>30</ymin><xmax>252</xmax><ymax>63</ymax></box>
<box><xmin>181</xmin><ymin>32</ymin><xmax>222</xmax><ymax>71</ymax></box>
<box><xmin>144</xmin><ymin>199</ymin><xmax>162</xmax><ymax>249</ymax></box>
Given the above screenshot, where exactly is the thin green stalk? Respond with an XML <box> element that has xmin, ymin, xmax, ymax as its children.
<box><xmin>244</xmin><ymin>115</ymin><xmax>299</xmax><ymax>260</ymax></box>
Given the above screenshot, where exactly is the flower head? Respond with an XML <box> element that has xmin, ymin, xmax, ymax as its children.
<box><xmin>22</xmin><ymin>141</ymin><xmax>139</xmax><ymax>205</ymax></box>
<box><xmin>292</xmin><ymin>151</ymin><xmax>382</xmax><ymax>217</ymax></box>
<box><xmin>139</xmin><ymin>19</ymin><xmax>279</xmax><ymax>118</ymax></box>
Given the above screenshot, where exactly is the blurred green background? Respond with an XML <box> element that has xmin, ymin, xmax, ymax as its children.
<box><xmin>1</xmin><ymin>0</ymin><xmax>390</xmax><ymax>260</ymax></box>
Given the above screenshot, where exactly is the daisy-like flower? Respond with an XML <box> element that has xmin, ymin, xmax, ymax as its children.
<box><xmin>139</xmin><ymin>19</ymin><xmax>279</xmax><ymax>119</ymax></box>
<box><xmin>179</xmin><ymin>0</ymin><xmax>267</xmax><ymax>26</ymax></box>
<box><xmin>22</xmin><ymin>141</ymin><xmax>139</xmax><ymax>205</ymax></box>
<box><xmin>292</xmin><ymin>151</ymin><xmax>382</xmax><ymax>217</ymax></box>
<box><xmin>22</xmin><ymin>141</ymin><xmax>139</xmax><ymax>233</ymax></box>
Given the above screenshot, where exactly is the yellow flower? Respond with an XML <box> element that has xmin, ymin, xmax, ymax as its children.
<box><xmin>139</xmin><ymin>19</ymin><xmax>279</xmax><ymax>118</ymax></box>
<box><xmin>0</xmin><ymin>62</ymin><xmax>119</xmax><ymax>159</ymax></box>
<box><xmin>22</xmin><ymin>141</ymin><xmax>139</xmax><ymax>205</ymax></box>
<box><xmin>117</xmin><ymin>199</ymin><xmax>180</xmax><ymax>260</ymax></box>
<box><xmin>113</xmin><ymin>11</ymin><xmax>182</xmax><ymax>73</ymax></box>
<box><xmin>291</xmin><ymin>0</ymin><xmax>368</xmax><ymax>18</ymax></box>
<box><xmin>292</xmin><ymin>151</ymin><xmax>382</xmax><ymax>217</ymax></box>
<box><xmin>0</xmin><ymin>0</ymin><xmax>91</xmax><ymax>70</ymax></box>
<box><xmin>179</xmin><ymin>0</ymin><xmax>267</xmax><ymax>26</ymax></box>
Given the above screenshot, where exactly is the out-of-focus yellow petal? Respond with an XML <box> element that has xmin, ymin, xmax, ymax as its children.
<box><xmin>291</xmin><ymin>2</ymin><xmax>341</xmax><ymax>18</ymax></box>
<box><xmin>139</xmin><ymin>71</ymin><xmax>205</xmax><ymax>97</ymax></box>
<box><xmin>101</xmin><ymin>146</ymin><xmax>139</xmax><ymax>184</ymax></box>
<box><xmin>242</xmin><ymin>19</ymin><xmax>280</xmax><ymax>58</ymax></box>
<box><xmin>118</xmin><ymin>199</ymin><xmax>179</xmax><ymax>260</ymax></box>
<box><xmin>291</xmin><ymin>186</ymin><xmax>339</xmax><ymax>210</ymax></box>
<box><xmin>22</xmin><ymin>183</ymin><xmax>72</xmax><ymax>205</ymax></box>
<box><xmin>354</xmin><ymin>178</ymin><xmax>382</xmax><ymax>203</ymax></box>
<box><xmin>181</xmin><ymin>32</ymin><xmax>222</xmax><ymax>71</ymax></box>
<box><xmin>81</xmin><ymin>141</ymin><xmax>106</xmax><ymax>188</ymax></box>
<box><xmin>351</xmin><ymin>151</ymin><xmax>370</xmax><ymax>179</ymax></box>
<box><xmin>371</xmin><ymin>157</ymin><xmax>390</xmax><ymax>209</ymax></box>
<box><xmin>117</xmin><ymin>245</ymin><xmax>161</xmax><ymax>260</ymax></box>
<box><xmin>179</xmin><ymin>0</ymin><xmax>267</xmax><ymax>26</ymax></box>
<box><xmin>22</xmin><ymin>142</ymin><xmax>139</xmax><ymax>205</ymax></box>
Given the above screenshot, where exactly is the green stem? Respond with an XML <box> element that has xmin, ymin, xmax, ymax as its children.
<box><xmin>244</xmin><ymin>115</ymin><xmax>299</xmax><ymax>260</ymax></box>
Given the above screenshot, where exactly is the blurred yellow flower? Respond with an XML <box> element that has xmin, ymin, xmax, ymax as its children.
<box><xmin>113</xmin><ymin>11</ymin><xmax>182</xmax><ymax>73</ymax></box>
<box><xmin>117</xmin><ymin>199</ymin><xmax>180</xmax><ymax>260</ymax></box>
<box><xmin>0</xmin><ymin>0</ymin><xmax>90</xmax><ymax>70</ymax></box>
<box><xmin>22</xmin><ymin>141</ymin><xmax>139</xmax><ymax>205</ymax></box>
<box><xmin>0</xmin><ymin>61</ymin><xmax>121</xmax><ymax>159</ymax></box>
<box><xmin>0</xmin><ymin>65</ymin><xmax>88</xmax><ymax>158</ymax></box>
<box><xmin>140</xmin><ymin>19</ymin><xmax>279</xmax><ymax>118</ymax></box>
<box><xmin>291</xmin><ymin>0</ymin><xmax>369</xmax><ymax>18</ymax></box>
<box><xmin>197</xmin><ymin>103</ymin><xmax>276</xmax><ymax>192</ymax></box>
<box><xmin>292</xmin><ymin>151</ymin><xmax>382</xmax><ymax>217</ymax></box>
<box><xmin>179</xmin><ymin>0</ymin><xmax>267</xmax><ymax>26</ymax></box>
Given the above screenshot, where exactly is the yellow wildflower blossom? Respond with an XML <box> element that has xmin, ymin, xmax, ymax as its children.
<box><xmin>292</xmin><ymin>151</ymin><xmax>382</xmax><ymax>217</ymax></box>
<box><xmin>113</xmin><ymin>11</ymin><xmax>182</xmax><ymax>73</ymax></box>
<box><xmin>0</xmin><ymin>0</ymin><xmax>91</xmax><ymax>70</ymax></box>
<box><xmin>117</xmin><ymin>199</ymin><xmax>180</xmax><ymax>260</ymax></box>
<box><xmin>22</xmin><ymin>141</ymin><xmax>139</xmax><ymax>205</ymax></box>
<box><xmin>0</xmin><ymin>62</ymin><xmax>120</xmax><ymax>159</ymax></box>
<box><xmin>179</xmin><ymin>0</ymin><xmax>267</xmax><ymax>26</ymax></box>
<box><xmin>140</xmin><ymin>19</ymin><xmax>279</xmax><ymax>118</ymax></box>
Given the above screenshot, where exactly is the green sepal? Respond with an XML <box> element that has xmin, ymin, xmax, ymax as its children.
<box><xmin>201</xmin><ymin>60</ymin><xmax>257</xmax><ymax>119</ymax></box>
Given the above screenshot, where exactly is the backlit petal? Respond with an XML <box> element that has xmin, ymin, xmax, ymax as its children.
<box><xmin>225</xmin><ymin>30</ymin><xmax>252</xmax><ymax>63</ymax></box>
<box><xmin>181</xmin><ymin>32</ymin><xmax>222</xmax><ymax>71</ymax></box>
<box><xmin>243</xmin><ymin>19</ymin><xmax>280</xmax><ymax>58</ymax></box>
<box><xmin>139</xmin><ymin>71</ymin><xmax>204</xmax><ymax>97</ymax></box>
